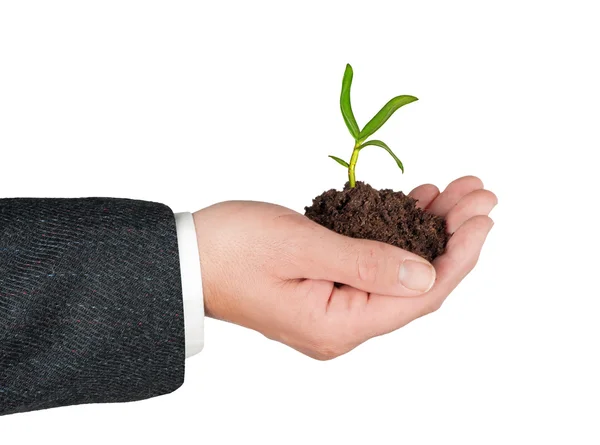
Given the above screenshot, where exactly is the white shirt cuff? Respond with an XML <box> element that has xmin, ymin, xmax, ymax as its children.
<box><xmin>174</xmin><ymin>212</ymin><xmax>204</xmax><ymax>358</ymax></box>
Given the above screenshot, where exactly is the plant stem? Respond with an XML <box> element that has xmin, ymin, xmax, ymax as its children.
<box><xmin>348</xmin><ymin>142</ymin><xmax>360</xmax><ymax>188</ymax></box>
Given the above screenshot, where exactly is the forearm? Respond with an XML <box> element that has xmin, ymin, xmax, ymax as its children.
<box><xmin>0</xmin><ymin>197</ymin><xmax>185</xmax><ymax>416</ymax></box>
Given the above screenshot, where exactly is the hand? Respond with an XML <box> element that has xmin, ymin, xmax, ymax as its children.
<box><xmin>193</xmin><ymin>176</ymin><xmax>497</xmax><ymax>360</ymax></box>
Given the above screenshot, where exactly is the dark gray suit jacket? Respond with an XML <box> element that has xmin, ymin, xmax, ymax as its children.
<box><xmin>0</xmin><ymin>198</ymin><xmax>185</xmax><ymax>416</ymax></box>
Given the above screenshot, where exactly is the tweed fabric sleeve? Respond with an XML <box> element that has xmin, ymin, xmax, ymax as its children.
<box><xmin>0</xmin><ymin>198</ymin><xmax>185</xmax><ymax>416</ymax></box>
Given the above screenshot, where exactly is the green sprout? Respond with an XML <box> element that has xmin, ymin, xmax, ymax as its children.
<box><xmin>329</xmin><ymin>64</ymin><xmax>418</xmax><ymax>188</ymax></box>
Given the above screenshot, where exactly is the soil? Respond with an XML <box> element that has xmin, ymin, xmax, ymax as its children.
<box><xmin>304</xmin><ymin>181</ymin><xmax>450</xmax><ymax>263</ymax></box>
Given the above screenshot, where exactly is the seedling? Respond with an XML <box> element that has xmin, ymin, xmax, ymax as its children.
<box><xmin>329</xmin><ymin>64</ymin><xmax>418</xmax><ymax>188</ymax></box>
<box><xmin>307</xmin><ymin>65</ymin><xmax>448</xmax><ymax>262</ymax></box>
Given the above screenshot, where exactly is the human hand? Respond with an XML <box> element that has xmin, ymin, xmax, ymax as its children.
<box><xmin>193</xmin><ymin>176</ymin><xmax>497</xmax><ymax>360</ymax></box>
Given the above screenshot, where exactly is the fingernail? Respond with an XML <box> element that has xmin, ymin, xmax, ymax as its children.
<box><xmin>399</xmin><ymin>260</ymin><xmax>435</xmax><ymax>292</ymax></box>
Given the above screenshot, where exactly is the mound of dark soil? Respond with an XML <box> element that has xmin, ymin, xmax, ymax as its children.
<box><xmin>304</xmin><ymin>181</ymin><xmax>450</xmax><ymax>262</ymax></box>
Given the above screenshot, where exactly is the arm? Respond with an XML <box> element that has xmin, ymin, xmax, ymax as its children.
<box><xmin>0</xmin><ymin>175</ymin><xmax>495</xmax><ymax>415</ymax></box>
<box><xmin>0</xmin><ymin>197</ymin><xmax>185</xmax><ymax>416</ymax></box>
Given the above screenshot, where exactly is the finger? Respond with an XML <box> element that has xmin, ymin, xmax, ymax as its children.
<box><xmin>299</xmin><ymin>225</ymin><xmax>437</xmax><ymax>297</ymax></box>
<box><xmin>408</xmin><ymin>184</ymin><xmax>440</xmax><ymax>209</ymax></box>
<box><xmin>426</xmin><ymin>175</ymin><xmax>484</xmax><ymax>217</ymax></box>
<box><xmin>361</xmin><ymin>215</ymin><xmax>494</xmax><ymax>337</ymax></box>
<box><xmin>325</xmin><ymin>283</ymin><xmax>369</xmax><ymax>314</ymax></box>
<box><xmin>445</xmin><ymin>189</ymin><xmax>498</xmax><ymax>234</ymax></box>
<box><xmin>431</xmin><ymin>215</ymin><xmax>494</xmax><ymax>291</ymax></box>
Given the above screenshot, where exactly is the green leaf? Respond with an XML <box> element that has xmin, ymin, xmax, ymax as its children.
<box><xmin>329</xmin><ymin>155</ymin><xmax>350</xmax><ymax>168</ymax></box>
<box><xmin>358</xmin><ymin>95</ymin><xmax>418</xmax><ymax>142</ymax></box>
<box><xmin>357</xmin><ymin>140</ymin><xmax>404</xmax><ymax>173</ymax></box>
<box><xmin>340</xmin><ymin>64</ymin><xmax>360</xmax><ymax>141</ymax></box>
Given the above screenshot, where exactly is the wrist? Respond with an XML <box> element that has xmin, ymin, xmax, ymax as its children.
<box><xmin>192</xmin><ymin>208</ymin><xmax>222</xmax><ymax>321</ymax></box>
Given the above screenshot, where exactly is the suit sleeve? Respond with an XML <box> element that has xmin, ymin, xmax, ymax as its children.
<box><xmin>0</xmin><ymin>197</ymin><xmax>185</xmax><ymax>416</ymax></box>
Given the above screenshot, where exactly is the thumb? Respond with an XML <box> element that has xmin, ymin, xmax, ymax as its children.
<box><xmin>298</xmin><ymin>225</ymin><xmax>436</xmax><ymax>297</ymax></box>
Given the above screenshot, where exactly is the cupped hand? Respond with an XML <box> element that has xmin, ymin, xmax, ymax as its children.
<box><xmin>193</xmin><ymin>176</ymin><xmax>497</xmax><ymax>360</ymax></box>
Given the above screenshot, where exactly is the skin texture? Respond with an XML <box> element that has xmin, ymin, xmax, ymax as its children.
<box><xmin>193</xmin><ymin>175</ymin><xmax>497</xmax><ymax>360</ymax></box>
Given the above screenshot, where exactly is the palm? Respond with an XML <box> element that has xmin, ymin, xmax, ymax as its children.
<box><xmin>298</xmin><ymin>176</ymin><xmax>496</xmax><ymax>353</ymax></box>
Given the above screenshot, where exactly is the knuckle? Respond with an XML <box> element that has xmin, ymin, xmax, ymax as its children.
<box><xmin>431</xmin><ymin>299</ymin><xmax>443</xmax><ymax>313</ymax></box>
<box><xmin>310</xmin><ymin>332</ymin><xmax>347</xmax><ymax>361</ymax></box>
<box><xmin>421</xmin><ymin>298</ymin><xmax>443</xmax><ymax>316</ymax></box>
<box><xmin>466</xmin><ymin>252</ymin><xmax>481</xmax><ymax>272</ymax></box>
<box><xmin>355</xmin><ymin>245</ymin><xmax>382</xmax><ymax>285</ymax></box>
<box><xmin>312</xmin><ymin>346</ymin><xmax>341</xmax><ymax>361</ymax></box>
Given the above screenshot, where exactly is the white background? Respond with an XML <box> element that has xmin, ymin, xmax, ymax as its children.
<box><xmin>1</xmin><ymin>1</ymin><xmax>598</xmax><ymax>444</ymax></box>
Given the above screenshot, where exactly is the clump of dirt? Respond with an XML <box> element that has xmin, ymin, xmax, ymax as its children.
<box><xmin>304</xmin><ymin>181</ymin><xmax>450</xmax><ymax>262</ymax></box>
